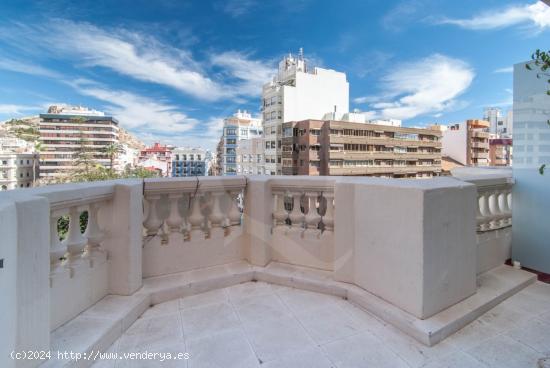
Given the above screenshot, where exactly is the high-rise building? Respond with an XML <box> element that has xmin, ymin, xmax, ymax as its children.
<box><xmin>238</xmin><ymin>138</ymin><xmax>265</xmax><ymax>175</ymax></box>
<box><xmin>262</xmin><ymin>50</ymin><xmax>349</xmax><ymax>175</ymax></box>
<box><xmin>0</xmin><ymin>152</ymin><xmax>39</xmax><ymax>190</ymax></box>
<box><xmin>281</xmin><ymin>119</ymin><xmax>442</xmax><ymax>178</ymax></box>
<box><xmin>512</xmin><ymin>60</ymin><xmax>550</xmax><ymax>273</ymax></box>
<box><xmin>222</xmin><ymin>110</ymin><xmax>263</xmax><ymax>176</ymax></box>
<box><xmin>483</xmin><ymin>107</ymin><xmax>512</xmax><ymax>137</ymax></box>
<box><xmin>39</xmin><ymin>105</ymin><xmax>119</xmax><ymax>180</ymax></box>
<box><xmin>171</xmin><ymin>147</ymin><xmax>208</xmax><ymax>177</ymax></box>
<box><xmin>489</xmin><ymin>138</ymin><xmax>513</xmax><ymax>166</ymax></box>
<box><xmin>441</xmin><ymin>119</ymin><xmax>490</xmax><ymax>166</ymax></box>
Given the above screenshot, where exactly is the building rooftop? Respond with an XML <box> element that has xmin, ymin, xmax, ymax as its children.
<box><xmin>3</xmin><ymin>169</ymin><xmax>550</xmax><ymax>368</ymax></box>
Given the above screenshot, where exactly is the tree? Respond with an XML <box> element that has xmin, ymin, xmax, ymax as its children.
<box><xmin>525</xmin><ymin>49</ymin><xmax>550</xmax><ymax>174</ymax></box>
<box><xmin>103</xmin><ymin>143</ymin><xmax>123</xmax><ymax>172</ymax></box>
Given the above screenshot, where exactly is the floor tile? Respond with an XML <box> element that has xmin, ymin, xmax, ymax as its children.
<box><xmin>505</xmin><ymin>318</ymin><xmax>550</xmax><ymax>354</ymax></box>
<box><xmin>420</xmin><ymin>350</ymin><xmax>487</xmax><ymax>368</ymax></box>
<box><xmin>234</xmin><ymin>293</ymin><xmax>291</xmax><ymax>325</ymax></box>
<box><xmin>243</xmin><ymin>315</ymin><xmax>316</xmax><ymax>363</ymax></box>
<box><xmin>179</xmin><ymin>289</ymin><xmax>228</xmax><ymax>310</ymax></box>
<box><xmin>226</xmin><ymin>281</ymin><xmax>275</xmax><ymax>306</ymax></box>
<box><xmin>295</xmin><ymin>303</ymin><xmax>361</xmax><ymax>344</ymax></box>
<box><xmin>466</xmin><ymin>335</ymin><xmax>541</xmax><ymax>368</ymax></box>
<box><xmin>118</xmin><ymin>313</ymin><xmax>184</xmax><ymax>353</ymax></box>
<box><xmin>478</xmin><ymin>303</ymin><xmax>532</xmax><ymax>332</ymax></box>
<box><xmin>186</xmin><ymin>328</ymin><xmax>259</xmax><ymax>368</ymax></box>
<box><xmin>445</xmin><ymin>319</ymin><xmax>500</xmax><ymax>351</ymax></box>
<box><xmin>261</xmin><ymin>346</ymin><xmax>335</xmax><ymax>368</ymax></box>
<box><xmin>323</xmin><ymin>331</ymin><xmax>409</xmax><ymax>368</ymax></box>
<box><xmin>141</xmin><ymin>299</ymin><xmax>180</xmax><ymax>319</ymax></box>
<box><xmin>373</xmin><ymin>324</ymin><xmax>457</xmax><ymax>368</ymax></box>
<box><xmin>180</xmin><ymin>303</ymin><xmax>240</xmax><ymax>341</ymax></box>
<box><xmin>276</xmin><ymin>287</ymin><xmax>340</xmax><ymax>314</ymax></box>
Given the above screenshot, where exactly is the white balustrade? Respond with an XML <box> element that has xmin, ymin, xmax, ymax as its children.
<box><xmin>50</xmin><ymin>212</ymin><xmax>67</xmax><ymax>269</ymax></box>
<box><xmin>64</xmin><ymin>206</ymin><xmax>87</xmax><ymax>265</ymax></box>
<box><xmin>143</xmin><ymin>194</ymin><xmax>163</xmax><ymax>236</ymax></box>
<box><xmin>473</xmin><ymin>181</ymin><xmax>513</xmax><ymax>232</ymax></box>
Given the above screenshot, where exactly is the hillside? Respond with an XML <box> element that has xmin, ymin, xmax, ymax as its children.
<box><xmin>1</xmin><ymin>116</ymin><xmax>146</xmax><ymax>150</ymax></box>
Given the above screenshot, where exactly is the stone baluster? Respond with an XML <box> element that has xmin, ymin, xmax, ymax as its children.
<box><xmin>188</xmin><ymin>194</ymin><xmax>206</xmax><ymax>240</ymax></box>
<box><xmin>497</xmin><ymin>188</ymin><xmax>511</xmax><ymax>228</ymax></box>
<box><xmin>304</xmin><ymin>191</ymin><xmax>321</xmax><ymax>237</ymax></box>
<box><xmin>227</xmin><ymin>190</ymin><xmax>242</xmax><ymax>226</ymax></box>
<box><xmin>488</xmin><ymin>190</ymin><xmax>502</xmax><ymax>230</ymax></box>
<box><xmin>50</xmin><ymin>213</ymin><xmax>67</xmax><ymax>270</ymax></box>
<box><xmin>322</xmin><ymin>192</ymin><xmax>334</xmax><ymax>232</ymax></box>
<box><xmin>272</xmin><ymin>191</ymin><xmax>288</xmax><ymax>227</ymax></box>
<box><xmin>83</xmin><ymin>203</ymin><xmax>106</xmax><ymax>264</ymax></box>
<box><xmin>288</xmin><ymin>191</ymin><xmax>304</xmax><ymax>230</ymax></box>
<box><xmin>143</xmin><ymin>194</ymin><xmax>163</xmax><ymax>236</ymax></box>
<box><xmin>209</xmin><ymin>191</ymin><xmax>225</xmax><ymax>238</ymax></box>
<box><xmin>477</xmin><ymin>191</ymin><xmax>491</xmax><ymax>231</ymax></box>
<box><xmin>166</xmin><ymin>193</ymin><xmax>183</xmax><ymax>233</ymax></box>
<box><xmin>64</xmin><ymin>206</ymin><xmax>87</xmax><ymax>266</ymax></box>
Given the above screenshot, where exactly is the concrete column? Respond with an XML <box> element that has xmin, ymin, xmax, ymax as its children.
<box><xmin>102</xmin><ymin>180</ymin><xmax>143</xmax><ymax>295</ymax></box>
<box><xmin>0</xmin><ymin>195</ymin><xmax>50</xmax><ymax>368</ymax></box>
<box><xmin>243</xmin><ymin>176</ymin><xmax>272</xmax><ymax>266</ymax></box>
<box><xmin>333</xmin><ymin>179</ymin><xmax>355</xmax><ymax>283</ymax></box>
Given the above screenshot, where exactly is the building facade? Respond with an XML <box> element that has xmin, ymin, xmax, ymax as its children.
<box><xmin>39</xmin><ymin>105</ymin><xmax>119</xmax><ymax>180</ymax></box>
<box><xmin>489</xmin><ymin>138</ymin><xmax>513</xmax><ymax>166</ymax></box>
<box><xmin>137</xmin><ymin>143</ymin><xmax>172</xmax><ymax>177</ymax></box>
<box><xmin>237</xmin><ymin>138</ymin><xmax>265</xmax><ymax>175</ymax></box>
<box><xmin>483</xmin><ymin>107</ymin><xmax>513</xmax><ymax>137</ymax></box>
<box><xmin>222</xmin><ymin>110</ymin><xmax>263</xmax><ymax>176</ymax></box>
<box><xmin>262</xmin><ymin>50</ymin><xmax>349</xmax><ymax>175</ymax></box>
<box><xmin>171</xmin><ymin>147</ymin><xmax>208</xmax><ymax>177</ymax></box>
<box><xmin>441</xmin><ymin>119</ymin><xmax>490</xmax><ymax>166</ymax></box>
<box><xmin>281</xmin><ymin>119</ymin><xmax>442</xmax><ymax>178</ymax></box>
<box><xmin>0</xmin><ymin>152</ymin><xmax>39</xmax><ymax>190</ymax></box>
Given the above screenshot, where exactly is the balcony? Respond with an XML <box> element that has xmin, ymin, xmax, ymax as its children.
<box><xmin>2</xmin><ymin>170</ymin><xmax>550</xmax><ymax>368</ymax></box>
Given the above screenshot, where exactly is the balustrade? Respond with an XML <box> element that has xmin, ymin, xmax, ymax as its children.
<box><xmin>473</xmin><ymin>180</ymin><xmax>513</xmax><ymax>232</ymax></box>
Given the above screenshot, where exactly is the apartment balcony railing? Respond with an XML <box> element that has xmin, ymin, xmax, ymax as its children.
<box><xmin>2</xmin><ymin>169</ymin><xmax>537</xmax><ymax>368</ymax></box>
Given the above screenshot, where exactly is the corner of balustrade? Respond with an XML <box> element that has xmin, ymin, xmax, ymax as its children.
<box><xmin>0</xmin><ymin>193</ymin><xmax>50</xmax><ymax>368</ymax></box>
<box><xmin>242</xmin><ymin>175</ymin><xmax>272</xmax><ymax>266</ymax></box>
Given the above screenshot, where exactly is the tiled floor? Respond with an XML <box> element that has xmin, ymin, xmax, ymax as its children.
<box><xmin>92</xmin><ymin>281</ymin><xmax>550</xmax><ymax>368</ymax></box>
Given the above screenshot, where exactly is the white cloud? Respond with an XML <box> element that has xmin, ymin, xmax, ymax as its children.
<box><xmin>355</xmin><ymin>54</ymin><xmax>474</xmax><ymax>120</ymax></box>
<box><xmin>218</xmin><ymin>0</ymin><xmax>257</xmax><ymax>17</ymax></box>
<box><xmin>494</xmin><ymin>66</ymin><xmax>514</xmax><ymax>73</ymax></box>
<box><xmin>0</xmin><ymin>104</ymin><xmax>40</xmax><ymax>115</ymax></box>
<box><xmin>210</xmin><ymin>51</ymin><xmax>275</xmax><ymax>97</ymax></box>
<box><xmin>0</xmin><ymin>21</ymin><xmax>275</xmax><ymax>101</ymax></box>
<box><xmin>0</xmin><ymin>58</ymin><xmax>60</xmax><ymax>78</ymax></box>
<box><xmin>437</xmin><ymin>1</ymin><xmax>550</xmax><ymax>31</ymax></box>
<box><xmin>71</xmin><ymin>80</ymin><xmax>198</xmax><ymax>134</ymax></box>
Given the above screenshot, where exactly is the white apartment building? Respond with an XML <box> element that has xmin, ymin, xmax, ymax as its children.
<box><xmin>483</xmin><ymin>107</ymin><xmax>512</xmax><ymax>137</ymax></box>
<box><xmin>39</xmin><ymin>105</ymin><xmax>119</xmax><ymax>180</ymax></box>
<box><xmin>0</xmin><ymin>151</ymin><xmax>39</xmax><ymax>190</ymax></box>
<box><xmin>262</xmin><ymin>50</ymin><xmax>349</xmax><ymax>175</ymax></box>
<box><xmin>222</xmin><ymin>110</ymin><xmax>263</xmax><ymax>175</ymax></box>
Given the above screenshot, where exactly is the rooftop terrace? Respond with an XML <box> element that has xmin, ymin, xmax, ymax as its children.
<box><xmin>2</xmin><ymin>168</ymin><xmax>548</xmax><ymax>368</ymax></box>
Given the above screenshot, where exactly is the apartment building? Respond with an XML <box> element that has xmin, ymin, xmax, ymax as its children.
<box><xmin>138</xmin><ymin>143</ymin><xmax>172</xmax><ymax>177</ymax></box>
<box><xmin>171</xmin><ymin>147</ymin><xmax>208</xmax><ymax>177</ymax></box>
<box><xmin>262</xmin><ymin>49</ymin><xmax>349</xmax><ymax>175</ymax></box>
<box><xmin>222</xmin><ymin>110</ymin><xmax>263</xmax><ymax>176</ymax></box>
<box><xmin>281</xmin><ymin>119</ymin><xmax>442</xmax><ymax>178</ymax></box>
<box><xmin>0</xmin><ymin>151</ymin><xmax>39</xmax><ymax>190</ymax></box>
<box><xmin>441</xmin><ymin>119</ymin><xmax>490</xmax><ymax>166</ymax></box>
<box><xmin>484</xmin><ymin>107</ymin><xmax>513</xmax><ymax>137</ymax></box>
<box><xmin>489</xmin><ymin>138</ymin><xmax>513</xmax><ymax>166</ymax></box>
<box><xmin>238</xmin><ymin>138</ymin><xmax>265</xmax><ymax>175</ymax></box>
<box><xmin>39</xmin><ymin>105</ymin><xmax>119</xmax><ymax>180</ymax></box>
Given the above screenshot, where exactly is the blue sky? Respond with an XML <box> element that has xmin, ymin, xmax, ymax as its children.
<box><xmin>0</xmin><ymin>0</ymin><xmax>549</xmax><ymax>149</ymax></box>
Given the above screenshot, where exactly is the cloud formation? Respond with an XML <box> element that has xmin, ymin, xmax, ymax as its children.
<box><xmin>355</xmin><ymin>54</ymin><xmax>474</xmax><ymax>120</ymax></box>
<box><xmin>0</xmin><ymin>20</ymin><xmax>275</xmax><ymax>102</ymax></box>
<box><xmin>437</xmin><ymin>1</ymin><xmax>550</xmax><ymax>31</ymax></box>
